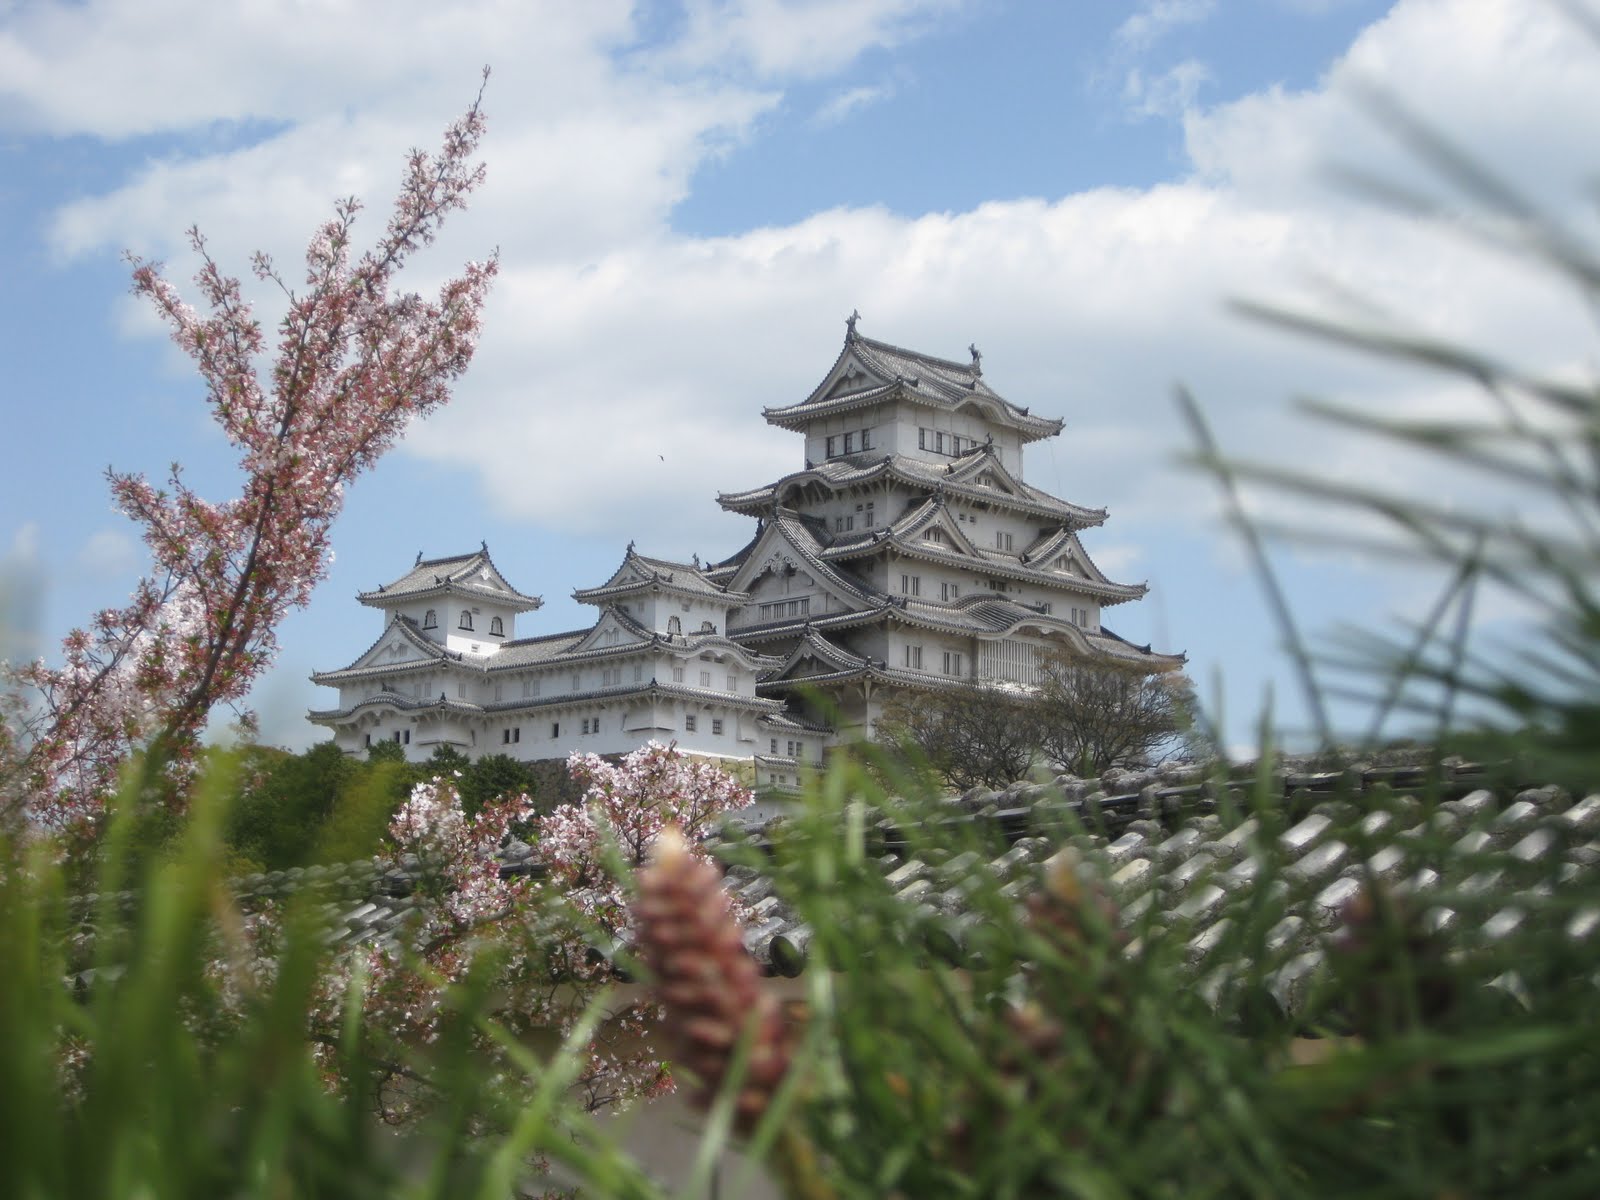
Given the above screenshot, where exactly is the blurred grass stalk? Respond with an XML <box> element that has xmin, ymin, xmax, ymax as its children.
<box><xmin>1180</xmin><ymin>82</ymin><xmax>1600</xmax><ymax>777</ymax></box>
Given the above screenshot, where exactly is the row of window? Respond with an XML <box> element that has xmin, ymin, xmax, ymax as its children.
<box><xmin>757</xmin><ymin>598</ymin><xmax>810</xmax><ymax>621</ymax></box>
<box><xmin>831</xmin><ymin>502</ymin><xmax>877</xmax><ymax>535</ymax></box>
<box><xmin>918</xmin><ymin>428</ymin><xmax>976</xmax><ymax>457</ymax></box>
<box><xmin>421</xmin><ymin>609</ymin><xmax>504</xmax><ymax>636</ymax></box>
<box><xmin>900</xmin><ymin>645</ymin><xmax>966</xmax><ymax>676</ymax></box>
<box><xmin>363</xmin><ymin>730</ymin><xmax>411</xmax><ymax>748</ymax></box>
<box><xmin>769</xmin><ymin>738</ymin><xmax>807</xmax><ymax>757</ymax></box>
<box><xmin>823</xmin><ymin>428</ymin><xmax>875</xmax><ymax>458</ymax></box>
<box><xmin>681</xmin><ymin>715</ymin><xmax>725</xmax><ymax>735</ymax></box>
<box><xmin>897</xmin><ymin>574</ymin><xmax>962</xmax><ymax>603</ymax></box>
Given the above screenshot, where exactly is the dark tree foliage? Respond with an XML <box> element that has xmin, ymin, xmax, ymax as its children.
<box><xmin>458</xmin><ymin>752</ymin><xmax>539</xmax><ymax>816</ymax></box>
<box><xmin>875</xmin><ymin>686</ymin><xmax>1046</xmax><ymax>791</ymax></box>
<box><xmin>1034</xmin><ymin>653</ymin><xmax>1194</xmax><ymax>776</ymax></box>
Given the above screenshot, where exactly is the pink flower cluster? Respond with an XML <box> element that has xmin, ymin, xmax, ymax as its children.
<box><xmin>3</xmin><ymin>79</ymin><xmax>498</xmax><ymax>837</ymax></box>
<box><xmin>313</xmin><ymin>742</ymin><xmax>752</xmax><ymax>1119</ymax></box>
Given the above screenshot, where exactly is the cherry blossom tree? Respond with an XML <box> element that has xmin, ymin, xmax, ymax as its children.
<box><xmin>316</xmin><ymin>742</ymin><xmax>753</xmax><ymax>1121</ymax></box>
<box><xmin>1</xmin><ymin>78</ymin><xmax>498</xmax><ymax>837</ymax></box>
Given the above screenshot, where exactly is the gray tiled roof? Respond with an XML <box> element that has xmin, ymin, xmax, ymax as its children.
<box><xmin>718</xmin><ymin>448</ymin><xmax>1105</xmax><ymax>528</ymax></box>
<box><xmin>718</xmin><ymin>761</ymin><xmax>1600</xmax><ymax>1013</ymax></box>
<box><xmin>763</xmin><ymin>334</ymin><xmax>1065</xmax><ymax>443</ymax></box>
<box><xmin>357</xmin><ymin>546</ymin><xmax>542</xmax><ymax>611</ymax></box>
<box><xmin>574</xmin><ymin>547</ymin><xmax>742</xmax><ymax>605</ymax></box>
<box><xmin>72</xmin><ymin>759</ymin><xmax>1600</xmax><ymax>1027</ymax></box>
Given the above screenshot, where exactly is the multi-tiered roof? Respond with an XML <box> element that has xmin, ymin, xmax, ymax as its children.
<box><xmin>711</xmin><ymin>318</ymin><xmax>1182</xmax><ymax>712</ymax></box>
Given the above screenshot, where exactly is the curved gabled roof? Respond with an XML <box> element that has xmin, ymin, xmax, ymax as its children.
<box><xmin>762</xmin><ymin>328</ymin><xmax>1064</xmax><ymax>444</ymax></box>
<box><xmin>310</xmin><ymin>614</ymin><xmax>456</xmax><ymax>684</ymax></box>
<box><xmin>722</xmin><ymin>508</ymin><xmax>879</xmax><ymax>610</ymax></box>
<box><xmin>818</xmin><ymin>503</ymin><xmax>1148</xmax><ymax>606</ymax></box>
<box><xmin>717</xmin><ymin>446</ymin><xmax>1106</xmax><ymax>529</ymax></box>
<box><xmin>358</xmin><ymin>545</ymin><xmax>541</xmax><ymax>612</ymax></box>
<box><xmin>574</xmin><ymin>545</ymin><xmax>744</xmax><ymax>606</ymax></box>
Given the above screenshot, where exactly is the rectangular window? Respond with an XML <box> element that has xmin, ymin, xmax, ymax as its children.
<box><xmin>925</xmin><ymin>527</ymin><xmax>944</xmax><ymax>544</ymax></box>
<box><xmin>551</xmin><ymin>722</ymin><xmax>560</xmax><ymax>738</ymax></box>
<box><xmin>672</xmin><ymin>666</ymin><xmax>685</xmax><ymax>683</ymax></box>
<box><xmin>494</xmin><ymin>684</ymin><xmax>502</xmax><ymax>702</ymax></box>
<box><xmin>900</xmin><ymin>574</ymin><xmax>921</xmax><ymax>597</ymax></box>
<box><xmin>918</xmin><ymin>428</ymin><xmax>929</xmax><ymax>450</ymax></box>
<box><xmin>684</xmin><ymin>714</ymin><xmax>697</xmax><ymax>733</ymax></box>
<box><xmin>457</xmin><ymin>682</ymin><xmax>466</xmax><ymax>698</ymax></box>
<box><xmin>944</xmin><ymin>651</ymin><xmax>964</xmax><ymax>676</ymax></box>
<box><xmin>903</xmin><ymin>645</ymin><xmax>922</xmax><ymax>669</ymax></box>
<box><xmin>699</xmin><ymin>670</ymin><xmax>712</xmax><ymax>687</ymax></box>
<box><xmin>634</xmin><ymin>664</ymin><xmax>643</xmax><ymax>682</ymax></box>
<box><xmin>861</xmin><ymin>428</ymin><xmax>873</xmax><ymax>450</ymax></box>
<box><xmin>502</xmin><ymin>728</ymin><xmax>511</xmax><ymax>744</ymax></box>
<box><xmin>786</xmin><ymin>739</ymin><xmax>796</xmax><ymax>756</ymax></box>
<box><xmin>825</xmin><ymin>435</ymin><xmax>838</xmax><ymax>457</ymax></box>
<box><xmin>942</xmin><ymin>582</ymin><xmax>959</xmax><ymax>601</ymax></box>
<box><xmin>864</xmin><ymin>502</ymin><xmax>875</xmax><ymax>528</ymax></box>
<box><xmin>513</xmin><ymin>727</ymin><xmax>520</xmax><ymax>744</ymax></box>
<box><xmin>843</xmin><ymin>432</ymin><xmax>855</xmax><ymax>453</ymax></box>
<box><xmin>726</xmin><ymin>673</ymin><xmax>738</xmax><ymax>692</ymax></box>
<box><xmin>711</xmin><ymin>718</ymin><xmax>724</xmax><ymax>735</ymax></box>
<box><xmin>771</xmin><ymin>738</ymin><xmax>779</xmax><ymax>754</ymax></box>
<box><xmin>996</xmin><ymin>531</ymin><xmax>1014</xmax><ymax>551</ymax></box>
<box><xmin>581</xmin><ymin>718</ymin><xmax>590</xmax><ymax>735</ymax></box>
<box><xmin>571</xmin><ymin>673</ymin><xmax>581</xmax><ymax>691</ymax></box>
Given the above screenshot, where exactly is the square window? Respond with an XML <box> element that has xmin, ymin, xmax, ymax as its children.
<box><xmin>712</xmin><ymin>718</ymin><xmax>724</xmax><ymax>735</ymax></box>
<box><xmin>699</xmin><ymin>670</ymin><xmax>712</xmax><ymax>687</ymax></box>
<box><xmin>684</xmin><ymin>714</ymin><xmax>697</xmax><ymax>732</ymax></box>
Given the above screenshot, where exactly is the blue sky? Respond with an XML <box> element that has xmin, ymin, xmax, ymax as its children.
<box><xmin>2</xmin><ymin>0</ymin><xmax>1595</xmax><ymax>755</ymax></box>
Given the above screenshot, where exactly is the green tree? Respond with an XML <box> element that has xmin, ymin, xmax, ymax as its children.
<box><xmin>460</xmin><ymin>752</ymin><xmax>538</xmax><ymax>816</ymax></box>
<box><xmin>1033</xmin><ymin>655</ymin><xmax>1195</xmax><ymax>775</ymax></box>
<box><xmin>875</xmin><ymin>685</ymin><xmax>1045</xmax><ymax>791</ymax></box>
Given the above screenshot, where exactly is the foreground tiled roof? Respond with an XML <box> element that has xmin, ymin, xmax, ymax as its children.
<box><xmin>76</xmin><ymin>758</ymin><xmax>1597</xmax><ymax>1022</ymax></box>
<box><xmin>718</xmin><ymin>759</ymin><xmax>1600</xmax><ymax>1010</ymax></box>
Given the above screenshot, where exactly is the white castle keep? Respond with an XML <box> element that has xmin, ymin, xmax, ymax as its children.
<box><xmin>309</xmin><ymin>319</ymin><xmax>1182</xmax><ymax>784</ymax></box>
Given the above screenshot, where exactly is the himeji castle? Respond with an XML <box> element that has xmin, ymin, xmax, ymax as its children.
<box><xmin>309</xmin><ymin>318</ymin><xmax>1183</xmax><ymax>784</ymax></box>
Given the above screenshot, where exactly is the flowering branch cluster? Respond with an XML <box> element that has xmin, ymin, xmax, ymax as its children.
<box><xmin>307</xmin><ymin>742</ymin><xmax>752</xmax><ymax>1121</ymax></box>
<box><xmin>3</xmin><ymin>78</ymin><xmax>498</xmax><ymax>835</ymax></box>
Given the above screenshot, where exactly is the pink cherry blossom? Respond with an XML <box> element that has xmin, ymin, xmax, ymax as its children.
<box><xmin>2</xmin><ymin>77</ymin><xmax>498</xmax><ymax>839</ymax></box>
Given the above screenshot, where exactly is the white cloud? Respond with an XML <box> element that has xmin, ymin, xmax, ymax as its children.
<box><xmin>812</xmin><ymin>83</ymin><xmax>895</xmax><ymax>126</ymax></box>
<box><xmin>664</xmin><ymin>0</ymin><xmax>965</xmax><ymax>79</ymax></box>
<box><xmin>1122</xmin><ymin>58</ymin><xmax>1212</xmax><ymax>120</ymax></box>
<box><xmin>1114</xmin><ymin>0</ymin><xmax>1216</xmax><ymax>52</ymax></box>
<box><xmin>10</xmin><ymin>0</ymin><xmax>1600</xmax><ymax>740</ymax></box>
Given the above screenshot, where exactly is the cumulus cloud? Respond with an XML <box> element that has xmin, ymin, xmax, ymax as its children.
<box><xmin>8</xmin><ymin>0</ymin><xmax>1598</xmax><ymax>743</ymax></box>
